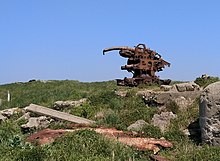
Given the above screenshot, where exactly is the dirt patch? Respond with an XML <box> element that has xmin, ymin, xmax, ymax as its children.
<box><xmin>27</xmin><ymin>129</ymin><xmax>67</xmax><ymax>145</ymax></box>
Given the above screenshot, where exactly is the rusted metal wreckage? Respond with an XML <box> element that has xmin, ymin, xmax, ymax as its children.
<box><xmin>103</xmin><ymin>44</ymin><xmax>171</xmax><ymax>86</ymax></box>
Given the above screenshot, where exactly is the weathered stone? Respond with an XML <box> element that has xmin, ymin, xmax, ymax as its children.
<box><xmin>176</xmin><ymin>83</ymin><xmax>187</xmax><ymax>92</ymax></box>
<box><xmin>127</xmin><ymin>120</ymin><xmax>148</xmax><ymax>132</ymax></box>
<box><xmin>200</xmin><ymin>81</ymin><xmax>220</xmax><ymax>146</ymax></box>
<box><xmin>175</xmin><ymin>82</ymin><xmax>200</xmax><ymax>92</ymax></box>
<box><xmin>174</xmin><ymin>96</ymin><xmax>193</xmax><ymax>110</ymax></box>
<box><xmin>17</xmin><ymin>112</ymin><xmax>31</xmax><ymax>121</ymax></box>
<box><xmin>53</xmin><ymin>98</ymin><xmax>87</xmax><ymax>110</ymax></box>
<box><xmin>156</xmin><ymin>92</ymin><xmax>172</xmax><ymax>105</ymax></box>
<box><xmin>141</xmin><ymin>89</ymin><xmax>201</xmax><ymax>110</ymax></box>
<box><xmin>21</xmin><ymin>116</ymin><xmax>51</xmax><ymax>130</ymax></box>
<box><xmin>0</xmin><ymin>113</ymin><xmax>7</xmax><ymax>122</ymax></box>
<box><xmin>151</xmin><ymin>112</ymin><xmax>177</xmax><ymax>132</ymax></box>
<box><xmin>160</xmin><ymin>85</ymin><xmax>172</xmax><ymax>91</ymax></box>
<box><xmin>0</xmin><ymin>107</ymin><xmax>23</xmax><ymax>118</ymax></box>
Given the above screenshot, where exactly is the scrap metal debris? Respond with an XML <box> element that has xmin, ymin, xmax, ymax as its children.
<box><xmin>27</xmin><ymin>127</ymin><xmax>172</xmax><ymax>154</ymax></box>
<box><xmin>103</xmin><ymin>43</ymin><xmax>171</xmax><ymax>86</ymax></box>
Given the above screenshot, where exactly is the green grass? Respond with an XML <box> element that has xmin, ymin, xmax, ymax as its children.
<box><xmin>0</xmin><ymin>80</ymin><xmax>117</xmax><ymax>110</ymax></box>
<box><xmin>160</xmin><ymin>98</ymin><xmax>220</xmax><ymax>160</ymax></box>
<box><xmin>0</xmin><ymin>80</ymin><xmax>220</xmax><ymax>160</ymax></box>
<box><xmin>0</xmin><ymin>122</ymin><xmax>151</xmax><ymax>161</ymax></box>
<box><xmin>45</xmin><ymin>130</ymin><xmax>150</xmax><ymax>161</ymax></box>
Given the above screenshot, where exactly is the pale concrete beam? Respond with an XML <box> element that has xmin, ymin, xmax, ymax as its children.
<box><xmin>25</xmin><ymin>104</ymin><xmax>95</xmax><ymax>125</ymax></box>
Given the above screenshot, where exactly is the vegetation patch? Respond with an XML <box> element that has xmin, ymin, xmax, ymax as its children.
<box><xmin>0</xmin><ymin>80</ymin><xmax>220</xmax><ymax>160</ymax></box>
<box><xmin>194</xmin><ymin>76</ymin><xmax>219</xmax><ymax>87</ymax></box>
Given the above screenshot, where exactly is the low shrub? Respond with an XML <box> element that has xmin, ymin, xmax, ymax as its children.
<box><xmin>194</xmin><ymin>76</ymin><xmax>219</xmax><ymax>87</ymax></box>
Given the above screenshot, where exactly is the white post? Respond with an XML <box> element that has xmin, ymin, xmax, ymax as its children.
<box><xmin>7</xmin><ymin>91</ymin><xmax>10</xmax><ymax>102</ymax></box>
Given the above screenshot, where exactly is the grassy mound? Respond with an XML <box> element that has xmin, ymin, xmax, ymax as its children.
<box><xmin>0</xmin><ymin>80</ymin><xmax>220</xmax><ymax>160</ymax></box>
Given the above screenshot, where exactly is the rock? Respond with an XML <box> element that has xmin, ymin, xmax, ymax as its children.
<box><xmin>0</xmin><ymin>113</ymin><xmax>7</xmax><ymax>122</ymax></box>
<box><xmin>173</xmin><ymin>96</ymin><xmax>193</xmax><ymax>110</ymax></box>
<box><xmin>127</xmin><ymin>120</ymin><xmax>148</xmax><ymax>132</ymax></box>
<box><xmin>53</xmin><ymin>98</ymin><xmax>87</xmax><ymax>110</ymax></box>
<box><xmin>175</xmin><ymin>82</ymin><xmax>200</xmax><ymax>92</ymax></box>
<box><xmin>160</xmin><ymin>85</ymin><xmax>172</xmax><ymax>91</ymax></box>
<box><xmin>140</xmin><ymin>88</ymin><xmax>201</xmax><ymax>111</ymax></box>
<box><xmin>138</xmin><ymin>90</ymin><xmax>163</xmax><ymax>107</ymax></box>
<box><xmin>17</xmin><ymin>112</ymin><xmax>31</xmax><ymax>121</ymax></box>
<box><xmin>156</xmin><ymin>92</ymin><xmax>172</xmax><ymax>105</ymax></box>
<box><xmin>151</xmin><ymin>112</ymin><xmax>177</xmax><ymax>132</ymax></box>
<box><xmin>175</xmin><ymin>83</ymin><xmax>186</xmax><ymax>92</ymax></box>
<box><xmin>21</xmin><ymin>116</ymin><xmax>52</xmax><ymax>130</ymax></box>
<box><xmin>0</xmin><ymin>107</ymin><xmax>23</xmax><ymax>118</ymax></box>
<box><xmin>200</xmin><ymin>81</ymin><xmax>220</xmax><ymax>146</ymax></box>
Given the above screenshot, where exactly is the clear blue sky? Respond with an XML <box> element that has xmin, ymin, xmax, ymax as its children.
<box><xmin>1</xmin><ymin>1</ymin><xmax>220</xmax><ymax>84</ymax></box>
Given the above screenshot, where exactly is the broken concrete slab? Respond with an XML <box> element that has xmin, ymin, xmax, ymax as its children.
<box><xmin>17</xmin><ymin>112</ymin><xmax>31</xmax><ymax>122</ymax></box>
<box><xmin>24</xmin><ymin>104</ymin><xmax>95</xmax><ymax>125</ymax></box>
<box><xmin>21</xmin><ymin>116</ymin><xmax>51</xmax><ymax>130</ymax></box>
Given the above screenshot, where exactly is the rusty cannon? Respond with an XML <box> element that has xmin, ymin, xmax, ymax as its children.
<box><xmin>103</xmin><ymin>43</ymin><xmax>171</xmax><ymax>86</ymax></box>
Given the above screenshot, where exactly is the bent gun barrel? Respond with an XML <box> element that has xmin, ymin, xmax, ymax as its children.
<box><xmin>103</xmin><ymin>46</ymin><xmax>135</xmax><ymax>55</ymax></box>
